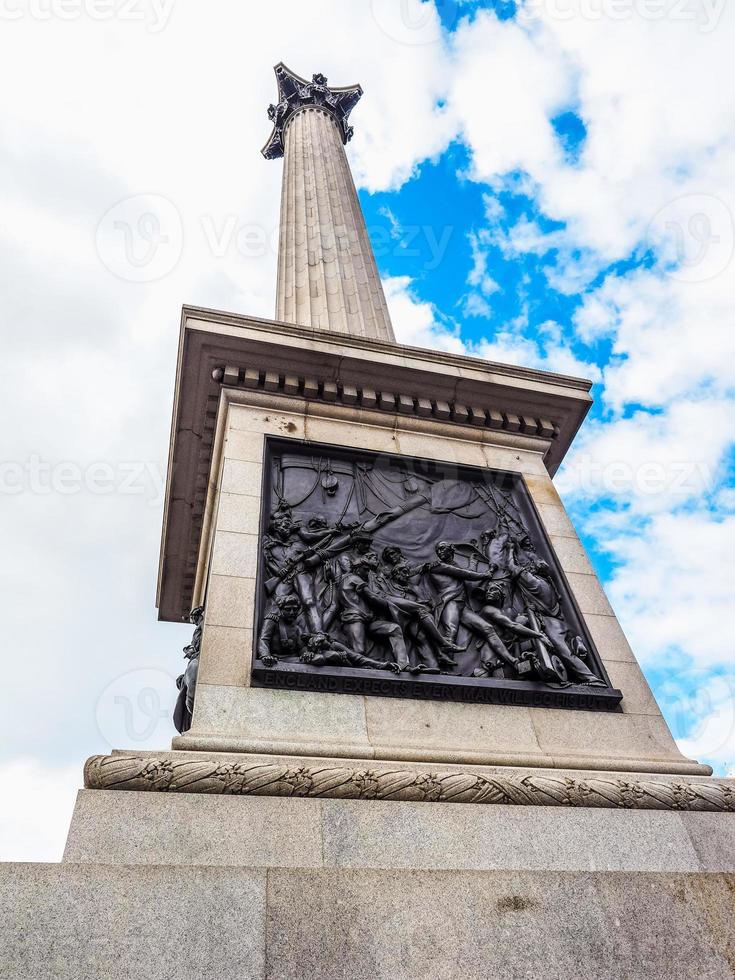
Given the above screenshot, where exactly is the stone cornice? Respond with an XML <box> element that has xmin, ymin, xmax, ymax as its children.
<box><xmin>262</xmin><ymin>63</ymin><xmax>362</xmax><ymax>160</ymax></box>
<box><xmin>156</xmin><ymin>306</ymin><xmax>593</xmax><ymax>622</ymax></box>
<box><xmin>84</xmin><ymin>753</ymin><xmax>735</xmax><ymax>813</ymax></box>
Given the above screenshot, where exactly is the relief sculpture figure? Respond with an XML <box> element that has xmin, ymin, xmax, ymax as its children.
<box><xmin>173</xmin><ymin>605</ymin><xmax>204</xmax><ymax>734</ymax></box>
<box><xmin>505</xmin><ymin>543</ymin><xmax>606</xmax><ymax>687</ymax></box>
<box><xmin>335</xmin><ymin>552</ymin><xmax>412</xmax><ymax>671</ymax></box>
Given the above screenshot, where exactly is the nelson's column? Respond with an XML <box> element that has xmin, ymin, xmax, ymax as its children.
<box><xmin>3</xmin><ymin>64</ymin><xmax>735</xmax><ymax>980</ymax></box>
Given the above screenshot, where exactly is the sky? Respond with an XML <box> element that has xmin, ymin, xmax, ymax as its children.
<box><xmin>1</xmin><ymin>0</ymin><xmax>734</xmax><ymax>860</ymax></box>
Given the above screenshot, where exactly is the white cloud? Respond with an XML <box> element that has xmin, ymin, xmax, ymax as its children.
<box><xmin>558</xmin><ymin>399</ymin><xmax>729</xmax><ymax>513</ymax></box>
<box><xmin>602</xmin><ymin>511</ymin><xmax>735</xmax><ymax>671</ymax></box>
<box><xmin>674</xmin><ymin>673</ymin><xmax>735</xmax><ymax>773</ymax></box>
<box><xmin>0</xmin><ymin>759</ymin><xmax>80</xmax><ymax>862</ymax></box>
<box><xmin>385</xmin><ymin>276</ymin><xmax>466</xmax><ymax>353</ymax></box>
<box><xmin>575</xmin><ymin>266</ymin><xmax>735</xmax><ymax>413</ymax></box>
<box><xmin>475</xmin><ymin>328</ymin><xmax>602</xmax><ymax>380</ymax></box>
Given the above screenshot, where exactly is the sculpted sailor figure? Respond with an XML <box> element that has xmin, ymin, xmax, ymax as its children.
<box><xmin>505</xmin><ymin>542</ymin><xmax>606</xmax><ymax>687</ymax></box>
<box><xmin>263</xmin><ymin>506</ymin><xmax>324</xmax><ymax>630</ymax></box>
<box><xmin>425</xmin><ymin>541</ymin><xmax>494</xmax><ymax>644</ymax></box>
<box><xmin>481</xmin><ymin>515</ymin><xmax>512</xmax><ymax>574</ymax></box>
<box><xmin>173</xmin><ymin>605</ymin><xmax>204</xmax><ymax>734</ymax></box>
<box><xmin>300</xmin><ymin>630</ymin><xmax>398</xmax><ymax>672</ymax></box>
<box><xmin>257</xmin><ymin>594</ymin><xmax>307</xmax><ymax>668</ymax></box>
<box><xmin>375</xmin><ymin>556</ymin><xmax>462</xmax><ymax>671</ymax></box>
<box><xmin>471</xmin><ymin>582</ymin><xmax>547</xmax><ymax>677</ymax></box>
<box><xmin>333</xmin><ymin>551</ymin><xmax>411</xmax><ymax>671</ymax></box>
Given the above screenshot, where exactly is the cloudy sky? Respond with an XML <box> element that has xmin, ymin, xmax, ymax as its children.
<box><xmin>1</xmin><ymin>0</ymin><xmax>734</xmax><ymax>860</ymax></box>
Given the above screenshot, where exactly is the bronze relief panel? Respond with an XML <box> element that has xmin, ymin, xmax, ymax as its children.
<box><xmin>251</xmin><ymin>438</ymin><xmax>622</xmax><ymax>711</ymax></box>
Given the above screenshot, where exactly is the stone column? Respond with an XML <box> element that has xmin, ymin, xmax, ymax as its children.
<box><xmin>263</xmin><ymin>63</ymin><xmax>395</xmax><ymax>342</ymax></box>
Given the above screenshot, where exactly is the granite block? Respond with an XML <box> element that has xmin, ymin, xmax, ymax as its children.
<box><xmin>566</xmin><ymin>572</ymin><xmax>616</xmax><ymax>616</ymax></box>
<box><xmin>605</xmin><ymin>661</ymin><xmax>660</xmax><ymax>715</ymax></box>
<box><xmin>680</xmin><ymin>811</ymin><xmax>735</xmax><ymax>871</ymax></box>
<box><xmin>395</xmin><ymin>429</ymin><xmax>486</xmax><ymax>468</ymax></box>
<box><xmin>220</xmin><ymin>458</ymin><xmax>263</xmax><ymax>496</ymax></box>
<box><xmin>210</xmin><ymin>530</ymin><xmax>259</xmax><ymax>578</ymax></box>
<box><xmin>63</xmin><ymin>790</ymin><xmax>323</xmax><ymax>868</ymax></box>
<box><xmin>265</xmin><ymin>869</ymin><xmax>735</xmax><ymax>980</ymax></box>
<box><xmin>216</xmin><ymin>491</ymin><xmax>261</xmax><ymax>535</ymax></box>
<box><xmin>191</xmin><ymin>685</ymin><xmax>370</xmax><ymax>745</ymax></box>
<box><xmin>205</xmin><ymin>574</ymin><xmax>256</xmax><ymax>630</ymax></box>
<box><xmin>530</xmin><ymin>709</ymin><xmax>689</xmax><ymax>767</ymax></box>
<box><xmin>550</xmin><ymin>533</ymin><xmax>596</xmax><ymax>575</ymax></box>
<box><xmin>228</xmin><ymin>402</ymin><xmax>305</xmax><ymax>437</ymax></box>
<box><xmin>585</xmin><ymin>614</ymin><xmax>637</xmax><ymax>663</ymax></box>
<box><xmin>302</xmin><ymin>412</ymin><xmax>399</xmax><ymax>452</ymax></box>
<box><xmin>198</xmin><ymin>624</ymin><xmax>252</xmax><ymax>687</ymax></box>
<box><xmin>223</xmin><ymin>428</ymin><xmax>266</xmax><ymax>463</ymax></box>
<box><xmin>320</xmin><ymin>799</ymin><xmax>701</xmax><ymax>873</ymax></box>
<box><xmin>364</xmin><ymin>696</ymin><xmax>541</xmax><ymax>761</ymax></box>
<box><xmin>0</xmin><ymin>863</ymin><xmax>266</xmax><ymax>980</ymax></box>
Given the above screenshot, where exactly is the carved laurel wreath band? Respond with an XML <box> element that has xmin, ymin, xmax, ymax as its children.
<box><xmin>84</xmin><ymin>754</ymin><xmax>735</xmax><ymax>813</ymax></box>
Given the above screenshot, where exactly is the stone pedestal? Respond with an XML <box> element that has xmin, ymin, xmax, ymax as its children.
<box><xmin>2</xmin><ymin>785</ymin><xmax>734</xmax><ymax>978</ymax></box>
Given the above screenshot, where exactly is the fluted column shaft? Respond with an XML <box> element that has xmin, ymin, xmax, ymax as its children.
<box><xmin>276</xmin><ymin>106</ymin><xmax>395</xmax><ymax>342</ymax></box>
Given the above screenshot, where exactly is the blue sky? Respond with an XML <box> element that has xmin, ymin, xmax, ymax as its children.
<box><xmin>0</xmin><ymin>0</ymin><xmax>733</xmax><ymax>858</ymax></box>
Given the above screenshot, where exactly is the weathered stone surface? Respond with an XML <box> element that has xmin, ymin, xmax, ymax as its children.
<box><xmin>63</xmin><ymin>790</ymin><xmax>324</xmax><ymax>868</ymax></box>
<box><xmin>197</xmin><ymin>624</ymin><xmax>252</xmax><ymax>688</ymax></box>
<box><xmin>220</xmin><ymin>457</ymin><xmax>262</xmax><ymax>496</ymax></box>
<box><xmin>363</xmin><ymin>696</ymin><xmax>541</xmax><ymax>762</ymax></box>
<box><xmin>319</xmin><ymin>798</ymin><xmax>703</xmax><ymax>873</ymax></box>
<box><xmin>215</xmin><ymin>491</ymin><xmax>261</xmax><ymax>535</ymax></box>
<box><xmin>190</xmin><ymin>685</ymin><xmax>370</xmax><ymax>746</ymax></box>
<box><xmin>203</xmin><ymin>575</ymin><xmax>256</xmax><ymax>630</ymax></box>
<box><xmin>679</xmin><ymin>811</ymin><xmax>735</xmax><ymax>871</ymax></box>
<box><xmin>210</xmin><ymin>530</ymin><xmax>258</xmax><ymax>578</ymax></box>
<box><xmin>265</xmin><ymin>869</ymin><xmax>735</xmax><ymax>980</ymax></box>
<box><xmin>530</xmin><ymin>707</ymin><xmax>690</xmax><ymax>767</ymax></box>
<box><xmin>585</xmin><ymin>613</ymin><xmax>637</xmax><ymax>663</ymax></box>
<box><xmin>0</xmin><ymin>863</ymin><xmax>266</xmax><ymax>980</ymax></box>
<box><xmin>4</xmin><ymin>862</ymin><xmax>733</xmax><ymax>979</ymax></box>
<box><xmin>64</xmin><ymin>789</ymin><xmax>735</xmax><ymax>873</ymax></box>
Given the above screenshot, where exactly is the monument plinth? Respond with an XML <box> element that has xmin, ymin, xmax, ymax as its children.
<box><xmin>3</xmin><ymin>64</ymin><xmax>734</xmax><ymax>980</ymax></box>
